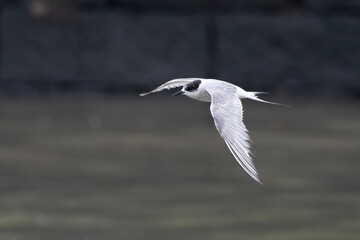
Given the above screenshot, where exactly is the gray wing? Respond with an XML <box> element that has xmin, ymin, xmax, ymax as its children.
<box><xmin>139</xmin><ymin>78</ymin><xmax>198</xmax><ymax>96</ymax></box>
<box><xmin>207</xmin><ymin>87</ymin><xmax>262</xmax><ymax>184</ymax></box>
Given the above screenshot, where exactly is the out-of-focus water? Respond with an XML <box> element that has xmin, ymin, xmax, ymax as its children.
<box><xmin>0</xmin><ymin>96</ymin><xmax>359</xmax><ymax>240</ymax></box>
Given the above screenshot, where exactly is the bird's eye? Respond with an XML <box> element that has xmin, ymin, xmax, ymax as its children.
<box><xmin>185</xmin><ymin>80</ymin><xmax>201</xmax><ymax>91</ymax></box>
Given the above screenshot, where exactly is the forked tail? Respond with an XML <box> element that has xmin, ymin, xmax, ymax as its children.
<box><xmin>245</xmin><ymin>92</ymin><xmax>290</xmax><ymax>107</ymax></box>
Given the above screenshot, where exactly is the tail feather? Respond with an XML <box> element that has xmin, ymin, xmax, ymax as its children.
<box><xmin>245</xmin><ymin>92</ymin><xmax>290</xmax><ymax>107</ymax></box>
<box><xmin>248</xmin><ymin>91</ymin><xmax>269</xmax><ymax>95</ymax></box>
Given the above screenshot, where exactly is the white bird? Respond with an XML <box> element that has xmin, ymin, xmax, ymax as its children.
<box><xmin>140</xmin><ymin>78</ymin><xmax>284</xmax><ymax>184</ymax></box>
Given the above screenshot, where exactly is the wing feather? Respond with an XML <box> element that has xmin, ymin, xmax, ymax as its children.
<box><xmin>139</xmin><ymin>78</ymin><xmax>198</xmax><ymax>96</ymax></box>
<box><xmin>207</xmin><ymin>87</ymin><xmax>262</xmax><ymax>184</ymax></box>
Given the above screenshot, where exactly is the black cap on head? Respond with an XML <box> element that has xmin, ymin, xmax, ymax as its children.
<box><xmin>185</xmin><ymin>80</ymin><xmax>201</xmax><ymax>91</ymax></box>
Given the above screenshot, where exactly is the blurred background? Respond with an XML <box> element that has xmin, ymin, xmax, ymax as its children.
<box><xmin>0</xmin><ymin>0</ymin><xmax>359</xmax><ymax>239</ymax></box>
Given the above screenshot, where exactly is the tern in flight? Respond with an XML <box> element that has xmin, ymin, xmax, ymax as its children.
<box><xmin>140</xmin><ymin>78</ymin><xmax>285</xmax><ymax>184</ymax></box>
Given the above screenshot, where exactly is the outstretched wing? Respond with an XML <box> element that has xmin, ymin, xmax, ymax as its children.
<box><xmin>139</xmin><ymin>78</ymin><xmax>198</xmax><ymax>96</ymax></box>
<box><xmin>207</xmin><ymin>87</ymin><xmax>262</xmax><ymax>184</ymax></box>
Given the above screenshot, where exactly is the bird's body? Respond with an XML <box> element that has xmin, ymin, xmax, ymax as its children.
<box><xmin>140</xmin><ymin>78</ymin><xmax>283</xmax><ymax>184</ymax></box>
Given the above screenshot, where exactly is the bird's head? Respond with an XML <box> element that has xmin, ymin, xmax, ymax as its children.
<box><xmin>172</xmin><ymin>79</ymin><xmax>202</xmax><ymax>97</ymax></box>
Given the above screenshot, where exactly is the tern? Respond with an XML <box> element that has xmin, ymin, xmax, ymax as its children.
<box><xmin>140</xmin><ymin>78</ymin><xmax>285</xmax><ymax>184</ymax></box>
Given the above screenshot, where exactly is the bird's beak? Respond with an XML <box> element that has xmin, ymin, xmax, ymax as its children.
<box><xmin>172</xmin><ymin>90</ymin><xmax>184</xmax><ymax>97</ymax></box>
